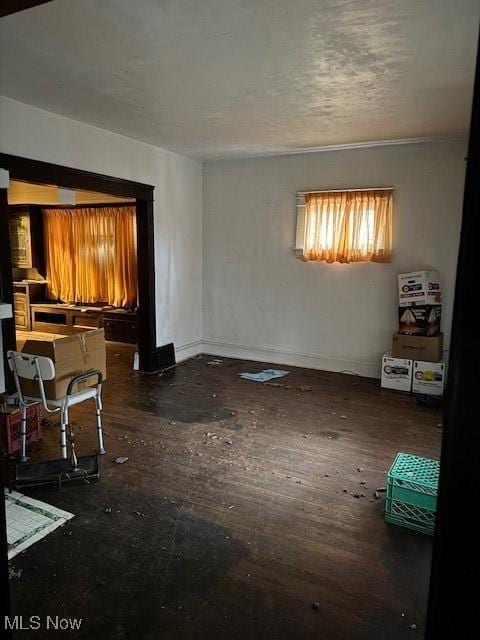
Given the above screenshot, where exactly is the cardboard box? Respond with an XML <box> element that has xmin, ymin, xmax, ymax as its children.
<box><xmin>412</xmin><ymin>360</ymin><xmax>445</xmax><ymax>396</ymax></box>
<box><xmin>392</xmin><ymin>333</ymin><xmax>443</xmax><ymax>363</ymax></box>
<box><xmin>20</xmin><ymin>329</ymin><xmax>107</xmax><ymax>400</ymax></box>
<box><xmin>398</xmin><ymin>270</ymin><xmax>441</xmax><ymax>307</ymax></box>
<box><xmin>381</xmin><ymin>354</ymin><xmax>413</xmax><ymax>392</ymax></box>
<box><xmin>398</xmin><ymin>305</ymin><xmax>441</xmax><ymax>336</ymax></box>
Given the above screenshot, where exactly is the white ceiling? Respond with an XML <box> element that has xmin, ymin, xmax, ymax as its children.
<box><xmin>0</xmin><ymin>0</ymin><xmax>478</xmax><ymax>161</ymax></box>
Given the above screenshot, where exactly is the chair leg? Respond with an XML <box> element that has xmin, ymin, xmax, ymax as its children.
<box><xmin>20</xmin><ymin>406</ymin><xmax>28</xmax><ymax>463</ymax></box>
<box><xmin>95</xmin><ymin>395</ymin><xmax>106</xmax><ymax>455</ymax></box>
<box><xmin>60</xmin><ymin>408</ymin><xmax>68</xmax><ymax>459</ymax></box>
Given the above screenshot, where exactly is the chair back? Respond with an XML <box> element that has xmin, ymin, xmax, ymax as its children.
<box><xmin>7</xmin><ymin>350</ymin><xmax>62</xmax><ymax>414</ymax></box>
<box><xmin>7</xmin><ymin>351</ymin><xmax>56</xmax><ymax>381</ymax></box>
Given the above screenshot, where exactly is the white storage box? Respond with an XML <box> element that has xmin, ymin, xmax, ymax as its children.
<box><xmin>412</xmin><ymin>360</ymin><xmax>445</xmax><ymax>396</ymax></box>
<box><xmin>398</xmin><ymin>271</ymin><xmax>441</xmax><ymax>307</ymax></box>
<box><xmin>381</xmin><ymin>354</ymin><xmax>413</xmax><ymax>392</ymax></box>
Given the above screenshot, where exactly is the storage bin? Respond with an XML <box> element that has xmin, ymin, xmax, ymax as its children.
<box><xmin>385</xmin><ymin>452</ymin><xmax>440</xmax><ymax>535</ymax></box>
<box><xmin>1</xmin><ymin>404</ymin><xmax>42</xmax><ymax>455</ymax></box>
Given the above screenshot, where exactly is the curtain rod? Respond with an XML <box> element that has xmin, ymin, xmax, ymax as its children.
<box><xmin>297</xmin><ymin>187</ymin><xmax>393</xmax><ymax>195</ymax></box>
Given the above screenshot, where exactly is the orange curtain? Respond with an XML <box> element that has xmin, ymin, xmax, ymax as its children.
<box><xmin>43</xmin><ymin>206</ymin><xmax>137</xmax><ymax>307</ymax></box>
<box><xmin>302</xmin><ymin>190</ymin><xmax>393</xmax><ymax>263</ymax></box>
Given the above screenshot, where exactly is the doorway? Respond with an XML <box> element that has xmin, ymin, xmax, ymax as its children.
<box><xmin>0</xmin><ymin>153</ymin><xmax>157</xmax><ymax>385</ymax></box>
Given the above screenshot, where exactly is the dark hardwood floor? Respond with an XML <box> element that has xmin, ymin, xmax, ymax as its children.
<box><xmin>8</xmin><ymin>345</ymin><xmax>442</xmax><ymax>639</ymax></box>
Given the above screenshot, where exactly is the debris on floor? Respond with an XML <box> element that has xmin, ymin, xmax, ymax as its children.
<box><xmin>320</xmin><ymin>431</ymin><xmax>338</xmax><ymax>440</ymax></box>
<box><xmin>8</xmin><ymin>565</ymin><xmax>22</xmax><ymax>580</ymax></box>
<box><xmin>114</xmin><ymin>456</ymin><xmax>129</xmax><ymax>464</ymax></box>
<box><xmin>8</xmin><ymin>341</ymin><xmax>440</xmax><ymax>635</ymax></box>
<box><xmin>239</xmin><ymin>369</ymin><xmax>289</xmax><ymax>383</ymax></box>
<box><xmin>207</xmin><ymin>359</ymin><xmax>223</xmax><ymax>366</ymax></box>
<box><xmin>41</xmin><ymin>418</ymin><xmax>58</xmax><ymax>429</ymax></box>
<box><xmin>265</xmin><ymin>381</ymin><xmax>291</xmax><ymax>388</ymax></box>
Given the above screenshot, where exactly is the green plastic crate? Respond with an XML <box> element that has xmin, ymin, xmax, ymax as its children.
<box><xmin>385</xmin><ymin>453</ymin><xmax>440</xmax><ymax>535</ymax></box>
<box><xmin>385</xmin><ymin>501</ymin><xmax>436</xmax><ymax>535</ymax></box>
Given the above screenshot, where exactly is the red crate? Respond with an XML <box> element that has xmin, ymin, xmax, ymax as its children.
<box><xmin>1</xmin><ymin>404</ymin><xmax>42</xmax><ymax>455</ymax></box>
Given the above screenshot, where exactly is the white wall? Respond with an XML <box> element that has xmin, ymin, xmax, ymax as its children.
<box><xmin>0</xmin><ymin>97</ymin><xmax>467</xmax><ymax>379</ymax></box>
<box><xmin>0</xmin><ymin>97</ymin><xmax>203</xmax><ymax>360</ymax></box>
<box><xmin>203</xmin><ymin>141</ymin><xmax>466</xmax><ymax>377</ymax></box>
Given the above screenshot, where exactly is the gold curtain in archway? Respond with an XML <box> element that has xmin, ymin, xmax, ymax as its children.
<box><xmin>43</xmin><ymin>206</ymin><xmax>137</xmax><ymax>307</ymax></box>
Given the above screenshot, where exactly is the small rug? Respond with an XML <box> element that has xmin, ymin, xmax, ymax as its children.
<box><xmin>5</xmin><ymin>489</ymin><xmax>74</xmax><ymax>559</ymax></box>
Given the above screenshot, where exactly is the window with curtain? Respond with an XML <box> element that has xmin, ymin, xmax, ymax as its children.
<box><xmin>295</xmin><ymin>189</ymin><xmax>393</xmax><ymax>263</ymax></box>
<box><xmin>43</xmin><ymin>206</ymin><xmax>138</xmax><ymax>307</ymax></box>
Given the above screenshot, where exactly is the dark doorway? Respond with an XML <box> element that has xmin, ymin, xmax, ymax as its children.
<box><xmin>425</xmin><ymin>31</ymin><xmax>480</xmax><ymax>640</ymax></box>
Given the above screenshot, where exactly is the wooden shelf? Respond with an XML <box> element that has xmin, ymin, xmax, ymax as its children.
<box><xmin>13</xmin><ymin>282</ymin><xmax>46</xmax><ymax>331</ymax></box>
<box><xmin>29</xmin><ymin>303</ymin><xmax>137</xmax><ymax>344</ymax></box>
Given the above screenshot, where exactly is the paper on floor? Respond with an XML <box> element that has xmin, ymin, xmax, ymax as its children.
<box><xmin>239</xmin><ymin>369</ymin><xmax>289</xmax><ymax>383</ymax></box>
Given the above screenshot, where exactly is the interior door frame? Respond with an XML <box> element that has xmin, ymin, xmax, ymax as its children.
<box><xmin>0</xmin><ymin>152</ymin><xmax>157</xmax><ymax>376</ymax></box>
<box><xmin>425</xmin><ymin>30</ymin><xmax>480</xmax><ymax>640</ymax></box>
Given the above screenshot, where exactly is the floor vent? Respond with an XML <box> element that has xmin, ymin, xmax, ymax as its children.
<box><xmin>153</xmin><ymin>343</ymin><xmax>176</xmax><ymax>371</ymax></box>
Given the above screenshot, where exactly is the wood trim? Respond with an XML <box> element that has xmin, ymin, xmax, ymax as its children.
<box><xmin>38</xmin><ymin>202</ymin><xmax>136</xmax><ymax>210</ymax></box>
<box><xmin>425</xmin><ymin>31</ymin><xmax>480</xmax><ymax>640</ymax></box>
<box><xmin>202</xmin><ymin>338</ymin><xmax>379</xmax><ymax>379</ymax></box>
<box><xmin>0</xmin><ymin>189</ymin><xmax>15</xmax><ymax>391</ymax></box>
<box><xmin>0</xmin><ymin>153</ymin><xmax>157</xmax><ymax>372</ymax></box>
<box><xmin>136</xmin><ymin>198</ymin><xmax>157</xmax><ymax>371</ymax></box>
<box><xmin>0</xmin><ymin>153</ymin><xmax>154</xmax><ymax>200</ymax></box>
<box><xmin>0</xmin><ymin>0</ymin><xmax>53</xmax><ymax>17</ymax></box>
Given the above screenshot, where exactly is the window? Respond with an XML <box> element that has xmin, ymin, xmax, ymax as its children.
<box><xmin>43</xmin><ymin>206</ymin><xmax>137</xmax><ymax>307</ymax></box>
<box><xmin>295</xmin><ymin>188</ymin><xmax>393</xmax><ymax>263</ymax></box>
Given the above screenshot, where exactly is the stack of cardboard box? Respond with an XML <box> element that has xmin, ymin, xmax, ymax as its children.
<box><xmin>381</xmin><ymin>271</ymin><xmax>445</xmax><ymax>396</ymax></box>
